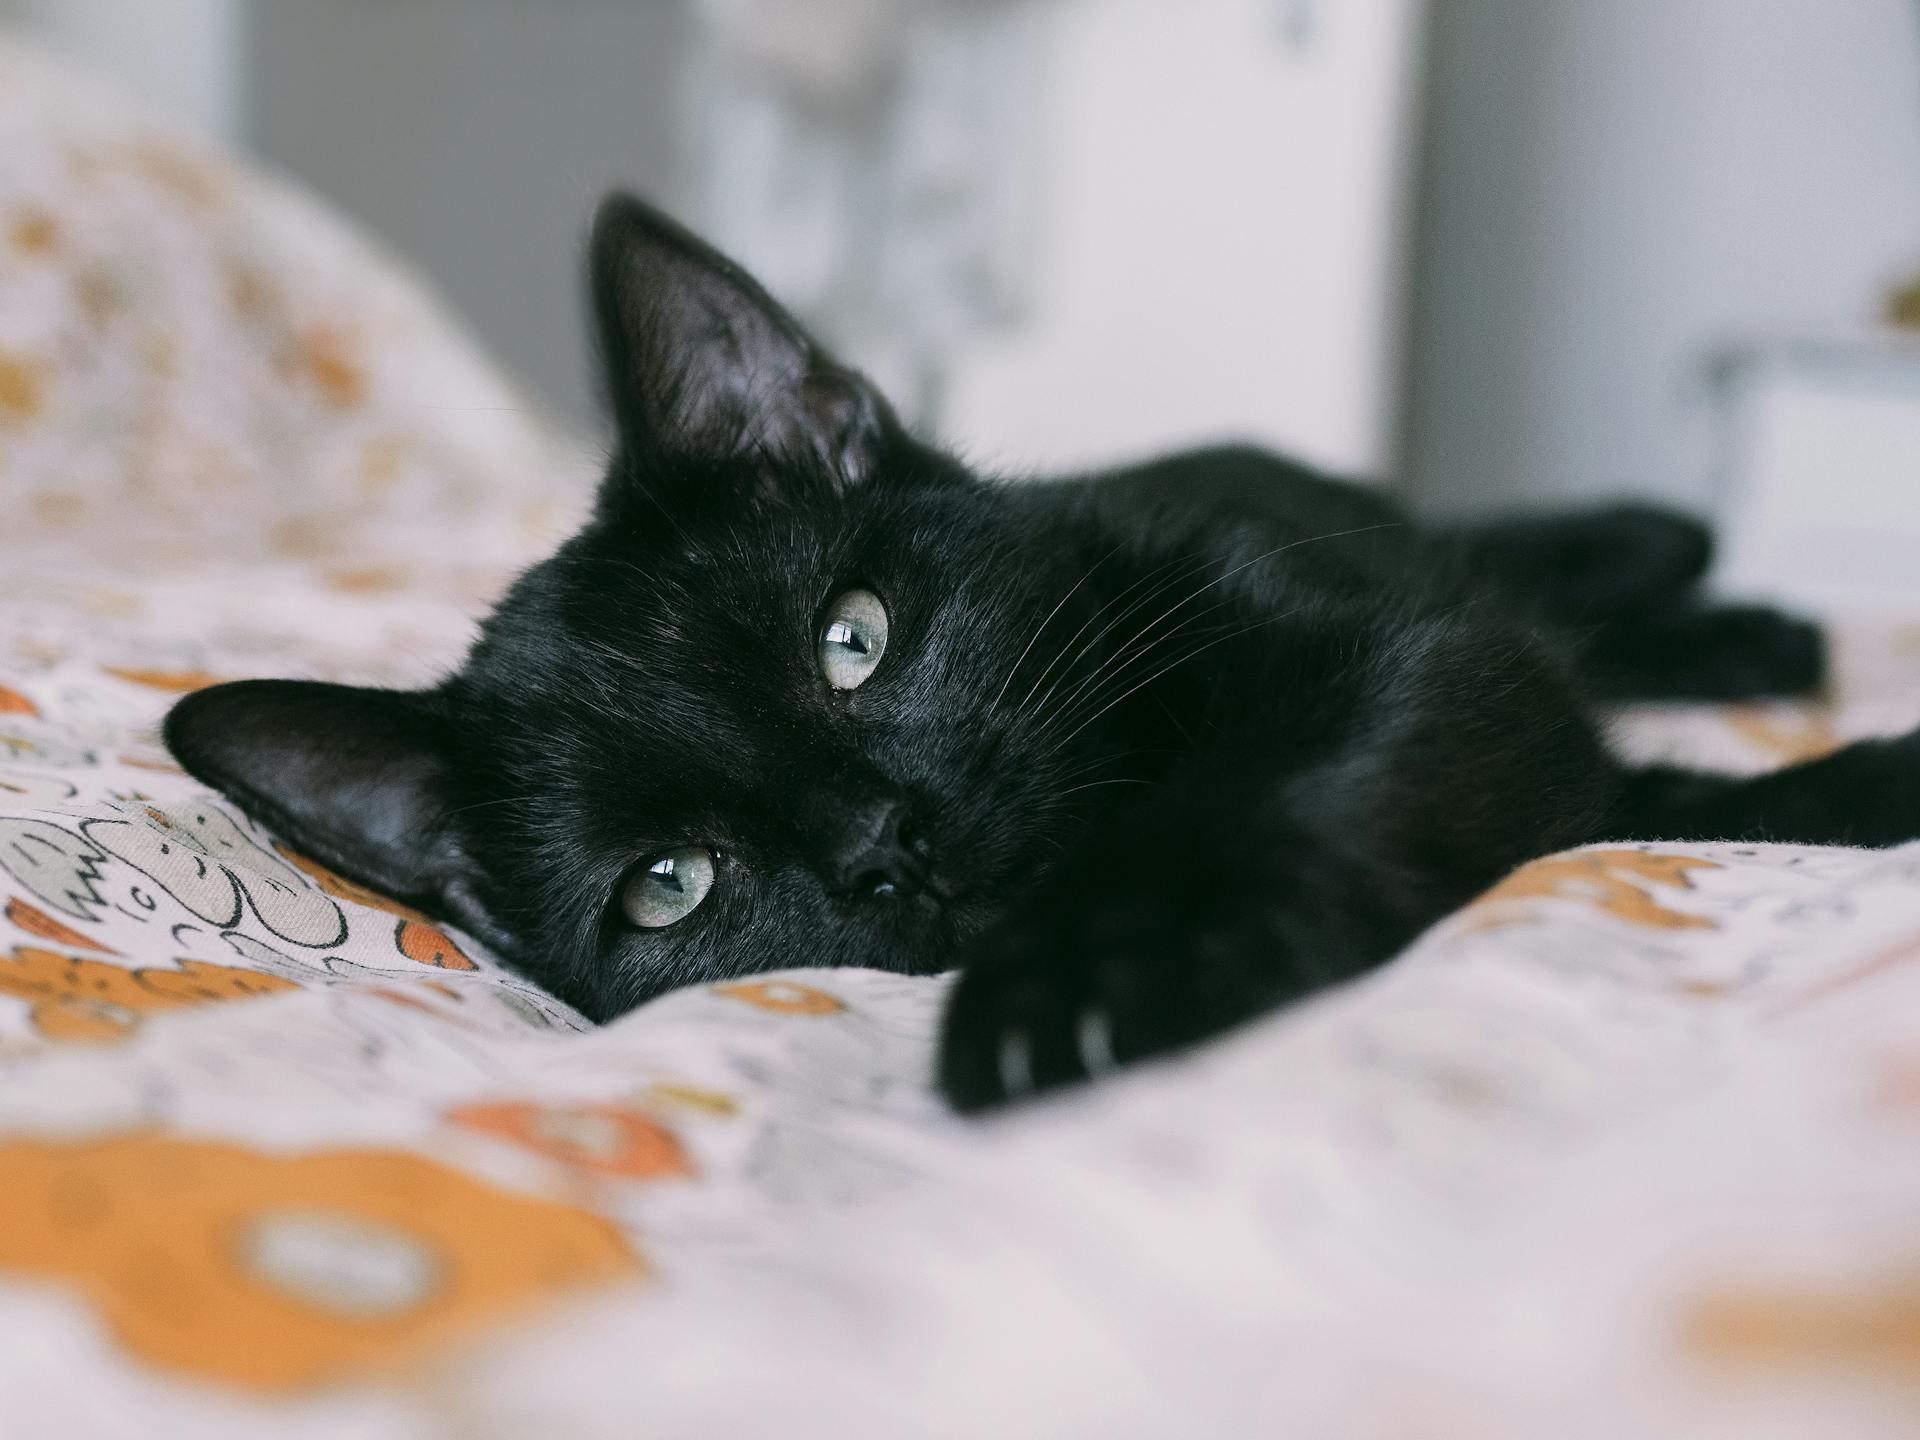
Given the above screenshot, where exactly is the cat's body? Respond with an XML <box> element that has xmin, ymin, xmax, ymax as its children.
<box><xmin>168</xmin><ymin>196</ymin><xmax>1915</xmax><ymax>1110</ymax></box>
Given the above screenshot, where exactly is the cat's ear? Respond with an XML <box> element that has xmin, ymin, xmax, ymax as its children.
<box><xmin>588</xmin><ymin>192</ymin><xmax>897</xmax><ymax>489</ymax></box>
<box><xmin>163</xmin><ymin>680</ymin><xmax>503</xmax><ymax>945</ymax></box>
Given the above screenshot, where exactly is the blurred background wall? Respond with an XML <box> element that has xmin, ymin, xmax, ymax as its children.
<box><xmin>237</xmin><ymin>0</ymin><xmax>1425</xmax><ymax>479</ymax></box>
<box><xmin>246</xmin><ymin>2</ymin><xmax>689</xmax><ymax>455</ymax></box>
<box><xmin>0</xmin><ymin>0</ymin><xmax>1426</xmax><ymax>478</ymax></box>
<box><xmin>1404</xmin><ymin>0</ymin><xmax>1920</xmax><ymax>515</ymax></box>
<box><xmin>0</xmin><ymin>0</ymin><xmax>244</xmax><ymax>138</ymax></box>
<box><xmin>5</xmin><ymin>0</ymin><xmax>1920</xmax><ymax>606</ymax></box>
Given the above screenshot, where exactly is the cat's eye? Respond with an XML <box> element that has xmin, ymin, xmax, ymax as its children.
<box><xmin>818</xmin><ymin>589</ymin><xmax>889</xmax><ymax>691</ymax></box>
<box><xmin>620</xmin><ymin>847</ymin><xmax>716</xmax><ymax>928</ymax></box>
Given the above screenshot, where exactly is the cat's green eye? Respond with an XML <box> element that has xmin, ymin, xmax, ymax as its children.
<box><xmin>621</xmin><ymin>846</ymin><xmax>715</xmax><ymax>928</ymax></box>
<box><xmin>818</xmin><ymin>589</ymin><xmax>889</xmax><ymax>691</ymax></box>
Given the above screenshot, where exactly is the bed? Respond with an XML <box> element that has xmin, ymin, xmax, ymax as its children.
<box><xmin>2</xmin><ymin>38</ymin><xmax>1917</xmax><ymax>1439</ymax></box>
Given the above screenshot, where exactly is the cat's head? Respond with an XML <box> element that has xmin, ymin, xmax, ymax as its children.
<box><xmin>166</xmin><ymin>195</ymin><xmax>1121</xmax><ymax>1020</ymax></box>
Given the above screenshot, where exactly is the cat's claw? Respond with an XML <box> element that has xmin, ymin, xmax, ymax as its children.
<box><xmin>1075</xmin><ymin>1008</ymin><xmax>1117</xmax><ymax>1078</ymax></box>
<box><xmin>951</xmin><ymin>1008</ymin><xmax>1111</xmax><ymax>1111</ymax></box>
<box><xmin>938</xmin><ymin>890</ymin><xmax>1271</xmax><ymax>1111</ymax></box>
<box><xmin>996</xmin><ymin>1027</ymin><xmax>1036</xmax><ymax>1100</ymax></box>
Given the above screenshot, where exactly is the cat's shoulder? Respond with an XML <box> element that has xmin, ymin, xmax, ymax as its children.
<box><xmin>1002</xmin><ymin>442</ymin><xmax>1413</xmax><ymax>575</ymax></box>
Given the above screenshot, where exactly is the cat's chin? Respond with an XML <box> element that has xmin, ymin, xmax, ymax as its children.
<box><xmin>850</xmin><ymin>890</ymin><xmax>1001</xmax><ymax>978</ymax></box>
<box><xmin>928</xmin><ymin>894</ymin><xmax>1007</xmax><ymax>967</ymax></box>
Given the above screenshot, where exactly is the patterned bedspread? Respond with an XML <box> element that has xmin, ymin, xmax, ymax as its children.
<box><xmin>3</xmin><ymin>35</ymin><xmax>1918</xmax><ymax>1439</ymax></box>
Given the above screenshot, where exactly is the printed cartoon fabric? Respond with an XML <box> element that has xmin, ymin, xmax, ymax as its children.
<box><xmin>4</xmin><ymin>30</ymin><xmax>1920</xmax><ymax>1440</ymax></box>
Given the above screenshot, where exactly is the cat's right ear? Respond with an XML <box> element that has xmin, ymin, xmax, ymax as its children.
<box><xmin>163</xmin><ymin>680</ymin><xmax>507</xmax><ymax>950</ymax></box>
<box><xmin>587</xmin><ymin>192</ymin><xmax>898</xmax><ymax>494</ymax></box>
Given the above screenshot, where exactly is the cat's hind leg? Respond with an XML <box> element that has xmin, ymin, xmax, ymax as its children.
<box><xmin>1439</xmin><ymin>503</ymin><xmax>1715</xmax><ymax>621</ymax></box>
<box><xmin>1577</xmin><ymin>603</ymin><xmax>1827</xmax><ymax>701</ymax></box>
<box><xmin>1614</xmin><ymin>730</ymin><xmax>1920</xmax><ymax>848</ymax></box>
<box><xmin>1441</xmin><ymin>503</ymin><xmax>1827</xmax><ymax>699</ymax></box>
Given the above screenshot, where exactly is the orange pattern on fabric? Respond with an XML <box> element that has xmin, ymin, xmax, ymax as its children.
<box><xmin>1460</xmin><ymin>850</ymin><xmax>1722</xmax><ymax>932</ymax></box>
<box><xmin>715</xmin><ymin>980</ymin><xmax>847</xmax><ymax>1015</ymax></box>
<box><xmin>1685</xmin><ymin>1277</ymin><xmax>1920</xmax><ymax>1384</ymax></box>
<box><xmin>286</xmin><ymin>324</ymin><xmax>367</xmax><ymax>409</ymax></box>
<box><xmin>117</xmin><ymin>755</ymin><xmax>189</xmax><ymax>775</ymax></box>
<box><xmin>366</xmin><ymin>984</ymin><xmax>483</xmax><ymax>1029</ymax></box>
<box><xmin>644</xmin><ymin>1081</ymin><xmax>741</xmax><ymax>1117</ymax></box>
<box><xmin>0</xmin><ymin>948</ymin><xmax>297</xmax><ymax>1043</ymax></box>
<box><xmin>322</xmin><ymin>566</ymin><xmax>407</xmax><ymax>595</ymax></box>
<box><xmin>393</xmin><ymin>917</ymin><xmax>472</xmax><ymax>969</ymax></box>
<box><xmin>356</xmin><ymin>435</ymin><xmax>412</xmax><ymax>495</ymax></box>
<box><xmin>277</xmin><ymin>846</ymin><xmax>476</xmax><ymax>971</ymax></box>
<box><xmin>101</xmin><ymin>666</ymin><xmax>230</xmax><ymax>693</ymax></box>
<box><xmin>0</xmin><ymin>1133</ymin><xmax>640</xmax><ymax>1392</ymax></box>
<box><xmin>72</xmin><ymin>265</ymin><xmax>122</xmax><ymax>325</ymax></box>
<box><xmin>124</xmin><ymin>138</ymin><xmax>230</xmax><ymax>207</ymax></box>
<box><xmin>28</xmin><ymin>492</ymin><xmax>86</xmax><ymax>528</ymax></box>
<box><xmin>9</xmin><ymin>209</ymin><xmax>60</xmax><ymax>255</ymax></box>
<box><xmin>224</xmin><ymin>260</ymin><xmax>276</xmax><ymax>320</ymax></box>
<box><xmin>451</xmin><ymin>1101</ymin><xmax>695</xmax><ymax>1181</ymax></box>
<box><xmin>0</xmin><ymin>350</ymin><xmax>45</xmax><ymax>425</ymax></box>
<box><xmin>4</xmin><ymin>896</ymin><xmax>115</xmax><ymax>953</ymax></box>
<box><xmin>0</xmin><ymin>684</ymin><xmax>36</xmax><ymax>715</ymax></box>
<box><xmin>1871</xmin><ymin>1053</ymin><xmax>1920</xmax><ymax>1115</ymax></box>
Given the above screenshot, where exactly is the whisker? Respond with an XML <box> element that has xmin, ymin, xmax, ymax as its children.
<box><xmin>442</xmin><ymin>792</ymin><xmax>547</xmax><ymax>821</ymax></box>
<box><xmin>990</xmin><ymin>540</ymin><xmax>1123</xmax><ymax>716</ymax></box>
<box><xmin>1023</xmin><ymin>522</ymin><xmax>1400</xmax><ymax>741</ymax></box>
<box><xmin>1013</xmin><ymin>550</ymin><xmax>1212</xmax><ymax>728</ymax></box>
<box><xmin>1007</xmin><ymin>547</ymin><xmax>1211</xmax><ymax>724</ymax></box>
<box><xmin>1040</xmin><ymin>608</ymin><xmax>1308</xmax><ymax>760</ymax></box>
<box><xmin>1053</xmin><ymin>777</ymin><xmax>1154</xmax><ymax>797</ymax></box>
<box><xmin>1040</xmin><ymin>626</ymin><xmax>1237</xmax><ymax>749</ymax></box>
<box><xmin>1049</xmin><ymin>746</ymin><xmax>1161</xmax><ymax>783</ymax></box>
<box><xmin>1037</xmin><ymin>591</ymin><xmax>1243</xmax><ymax>737</ymax></box>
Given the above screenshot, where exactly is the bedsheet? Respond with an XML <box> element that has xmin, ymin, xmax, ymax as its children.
<box><xmin>3</xmin><ymin>32</ymin><xmax>1919</xmax><ymax>1440</ymax></box>
<box><xmin>5</xmin><ymin>564</ymin><xmax>1920</xmax><ymax>1439</ymax></box>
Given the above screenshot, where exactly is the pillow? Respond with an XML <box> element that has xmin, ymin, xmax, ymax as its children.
<box><xmin>0</xmin><ymin>36</ymin><xmax>590</xmax><ymax>594</ymax></box>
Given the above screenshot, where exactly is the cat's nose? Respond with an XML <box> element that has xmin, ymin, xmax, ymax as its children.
<box><xmin>828</xmin><ymin>799</ymin><xmax>929</xmax><ymax>901</ymax></box>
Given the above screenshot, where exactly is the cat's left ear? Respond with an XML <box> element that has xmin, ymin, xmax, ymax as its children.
<box><xmin>588</xmin><ymin>192</ymin><xmax>899</xmax><ymax>490</ymax></box>
<box><xmin>163</xmin><ymin>680</ymin><xmax>510</xmax><ymax>952</ymax></box>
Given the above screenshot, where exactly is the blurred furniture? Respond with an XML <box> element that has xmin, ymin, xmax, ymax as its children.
<box><xmin>1403</xmin><ymin>0</ymin><xmax>1920</xmax><ymax>515</ymax></box>
<box><xmin>1711</xmin><ymin>333</ymin><xmax>1920</xmax><ymax>614</ymax></box>
<box><xmin>682</xmin><ymin>0</ymin><xmax>1052</xmax><ymax>427</ymax></box>
<box><xmin>933</xmin><ymin>0</ymin><xmax>1425</xmax><ymax>474</ymax></box>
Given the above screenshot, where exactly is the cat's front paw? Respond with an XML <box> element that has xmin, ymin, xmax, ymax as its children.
<box><xmin>936</xmin><ymin>883</ymin><xmax>1295</xmax><ymax>1113</ymax></box>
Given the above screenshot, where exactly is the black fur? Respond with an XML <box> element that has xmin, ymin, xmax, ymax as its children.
<box><xmin>167</xmin><ymin>195</ymin><xmax>1907</xmax><ymax>1113</ymax></box>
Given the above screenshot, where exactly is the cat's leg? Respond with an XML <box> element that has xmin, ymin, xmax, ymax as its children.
<box><xmin>1575</xmin><ymin>603</ymin><xmax>1826</xmax><ymax>701</ymax></box>
<box><xmin>938</xmin><ymin>617</ymin><xmax>1621</xmax><ymax>1110</ymax></box>
<box><xmin>1615</xmin><ymin>731</ymin><xmax>1920</xmax><ymax>847</ymax></box>
<box><xmin>1438</xmin><ymin>503</ymin><xmax>1826</xmax><ymax>700</ymax></box>
<box><xmin>1438</xmin><ymin>503</ymin><xmax>1715</xmax><ymax>620</ymax></box>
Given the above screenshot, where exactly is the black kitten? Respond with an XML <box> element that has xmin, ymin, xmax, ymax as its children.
<box><xmin>167</xmin><ymin>195</ymin><xmax>1912</xmax><ymax>1112</ymax></box>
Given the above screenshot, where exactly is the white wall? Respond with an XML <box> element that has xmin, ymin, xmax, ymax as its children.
<box><xmin>246</xmin><ymin>1</ymin><xmax>689</xmax><ymax>434</ymax></box>
<box><xmin>1401</xmin><ymin>0</ymin><xmax>1920</xmax><ymax>515</ymax></box>
<box><xmin>944</xmin><ymin>0</ymin><xmax>1425</xmax><ymax>478</ymax></box>
<box><xmin>0</xmin><ymin>0</ymin><xmax>244</xmax><ymax>141</ymax></box>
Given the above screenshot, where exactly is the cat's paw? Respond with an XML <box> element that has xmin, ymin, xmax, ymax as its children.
<box><xmin>1675</xmin><ymin>604</ymin><xmax>1826</xmax><ymax>699</ymax></box>
<box><xmin>1589</xmin><ymin>603</ymin><xmax>1827</xmax><ymax>701</ymax></box>
<box><xmin>936</xmin><ymin>883</ymin><xmax>1292</xmax><ymax>1113</ymax></box>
